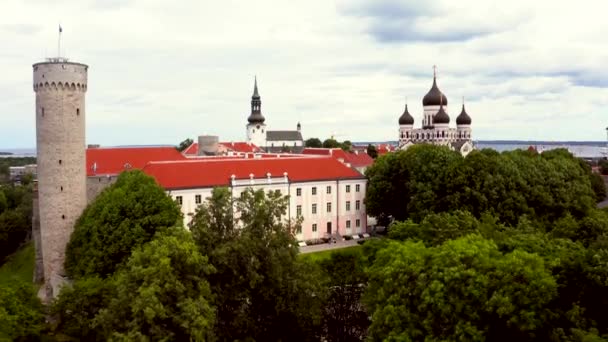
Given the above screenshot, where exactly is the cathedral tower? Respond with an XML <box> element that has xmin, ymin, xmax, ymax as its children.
<box><xmin>246</xmin><ymin>77</ymin><xmax>267</xmax><ymax>147</ymax></box>
<box><xmin>33</xmin><ymin>56</ymin><xmax>88</xmax><ymax>299</ymax></box>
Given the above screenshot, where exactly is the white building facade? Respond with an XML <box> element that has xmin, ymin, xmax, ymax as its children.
<box><xmin>142</xmin><ymin>158</ymin><xmax>367</xmax><ymax>242</ymax></box>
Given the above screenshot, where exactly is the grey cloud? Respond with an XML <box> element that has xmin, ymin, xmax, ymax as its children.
<box><xmin>338</xmin><ymin>0</ymin><xmax>500</xmax><ymax>43</ymax></box>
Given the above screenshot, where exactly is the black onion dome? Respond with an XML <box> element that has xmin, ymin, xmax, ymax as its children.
<box><xmin>422</xmin><ymin>76</ymin><xmax>448</xmax><ymax>106</ymax></box>
<box><xmin>398</xmin><ymin>104</ymin><xmax>414</xmax><ymax>125</ymax></box>
<box><xmin>433</xmin><ymin>105</ymin><xmax>450</xmax><ymax>124</ymax></box>
<box><xmin>456</xmin><ymin>104</ymin><xmax>472</xmax><ymax>125</ymax></box>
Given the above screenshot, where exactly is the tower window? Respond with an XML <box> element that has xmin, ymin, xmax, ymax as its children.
<box><xmin>41</xmin><ymin>108</ymin><xmax>45</xmax><ymax>117</ymax></box>
<box><xmin>62</xmin><ymin>215</ymin><xmax>65</xmax><ymax>219</ymax></box>
<box><xmin>58</xmin><ymin>159</ymin><xmax>62</xmax><ymax>165</ymax></box>
<box><xmin>77</xmin><ymin>108</ymin><xmax>80</xmax><ymax>116</ymax></box>
<box><xmin>60</xmin><ymin>186</ymin><xmax>63</xmax><ymax>191</ymax></box>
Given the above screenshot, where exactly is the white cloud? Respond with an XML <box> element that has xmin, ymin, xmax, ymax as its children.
<box><xmin>0</xmin><ymin>0</ymin><xmax>607</xmax><ymax>148</ymax></box>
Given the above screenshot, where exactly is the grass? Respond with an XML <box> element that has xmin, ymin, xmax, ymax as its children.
<box><xmin>0</xmin><ymin>242</ymin><xmax>35</xmax><ymax>285</ymax></box>
<box><xmin>299</xmin><ymin>245</ymin><xmax>362</xmax><ymax>262</ymax></box>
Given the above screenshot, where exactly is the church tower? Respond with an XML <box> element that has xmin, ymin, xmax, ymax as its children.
<box><xmin>246</xmin><ymin>77</ymin><xmax>267</xmax><ymax>148</ymax></box>
<box><xmin>33</xmin><ymin>55</ymin><xmax>88</xmax><ymax>300</ymax></box>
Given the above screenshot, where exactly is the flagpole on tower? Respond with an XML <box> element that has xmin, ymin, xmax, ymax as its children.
<box><xmin>58</xmin><ymin>24</ymin><xmax>62</xmax><ymax>57</ymax></box>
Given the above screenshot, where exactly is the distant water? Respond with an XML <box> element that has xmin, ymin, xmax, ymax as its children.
<box><xmin>0</xmin><ymin>148</ymin><xmax>36</xmax><ymax>158</ymax></box>
<box><xmin>475</xmin><ymin>142</ymin><xmax>607</xmax><ymax>159</ymax></box>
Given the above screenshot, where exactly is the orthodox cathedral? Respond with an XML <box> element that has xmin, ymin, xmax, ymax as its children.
<box><xmin>398</xmin><ymin>69</ymin><xmax>474</xmax><ymax>156</ymax></box>
<box><xmin>246</xmin><ymin>78</ymin><xmax>304</xmax><ymax>153</ymax></box>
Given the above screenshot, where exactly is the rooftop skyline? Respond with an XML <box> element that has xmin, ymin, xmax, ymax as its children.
<box><xmin>2</xmin><ymin>0</ymin><xmax>608</xmax><ymax>148</ymax></box>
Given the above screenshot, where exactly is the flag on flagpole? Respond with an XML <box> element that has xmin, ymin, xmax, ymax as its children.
<box><xmin>59</xmin><ymin>25</ymin><xmax>62</xmax><ymax>33</ymax></box>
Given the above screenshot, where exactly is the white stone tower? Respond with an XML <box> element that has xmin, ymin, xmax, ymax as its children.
<box><xmin>33</xmin><ymin>57</ymin><xmax>88</xmax><ymax>299</ymax></box>
<box><xmin>246</xmin><ymin>77</ymin><xmax>267</xmax><ymax>148</ymax></box>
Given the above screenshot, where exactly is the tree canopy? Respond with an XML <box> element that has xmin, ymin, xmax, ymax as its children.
<box><xmin>365</xmin><ymin>145</ymin><xmax>597</xmax><ymax>226</ymax></box>
<box><xmin>305</xmin><ymin>137</ymin><xmax>323</xmax><ymax>148</ymax></box>
<box><xmin>366</xmin><ymin>144</ymin><xmax>378</xmax><ymax>159</ymax></box>
<box><xmin>190</xmin><ymin>187</ymin><xmax>323</xmax><ymax>341</ymax></box>
<box><xmin>365</xmin><ymin>235</ymin><xmax>557</xmax><ymax>341</ymax></box>
<box><xmin>176</xmin><ymin>138</ymin><xmax>193</xmax><ymax>152</ymax></box>
<box><xmin>65</xmin><ymin>170</ymin><xmax>182</xmax><ymax>278</ymax></box>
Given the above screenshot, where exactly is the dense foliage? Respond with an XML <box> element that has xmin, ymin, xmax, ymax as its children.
<box><xmin>0</xmin><ymin>183</ymin><xmax>33</xmax><ymax>263</ymax></box>
<box><xmin>64</xmin><ymin>170</ymin><xmax>182</xmax><ymax>278</ymax></box>
<box><xmin>366</xmin><ymin>145</ymin><xmax>597</xmax><ymax>225</ymax></box>
<box><xmin>190</xmin><ymin>187</ymin><xmax>324</xmax><ymax>341</ymax></box>
<box><xmin>0</xmin><ymin>281</ymin><xmax>44</xmax><ymax>340</ymax></box>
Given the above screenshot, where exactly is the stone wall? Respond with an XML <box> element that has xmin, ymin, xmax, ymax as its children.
<box><xmin>86</xmin><ymin>175</ymin><xmax>116</xmax><ymax>204</ymax></box>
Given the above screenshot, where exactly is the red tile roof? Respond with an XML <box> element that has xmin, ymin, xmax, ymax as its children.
<box><xmin>183</xmin><ymin>141</ymin><xmax>262</xmax><ymax>155</ymax></box>
<box><xmin>142</xmin><ymin>157</ymin><xmax>364</xmax><ymax>190</ymax></box>
<box><xmin>86</xmin><ymin>146</ymin><xmax>186</xmax><ymax>176</ymax></box>
<box><xmin>302</xmin><ymin>148</ymin><xmax>374</xmax><ymax>168</ymax></box>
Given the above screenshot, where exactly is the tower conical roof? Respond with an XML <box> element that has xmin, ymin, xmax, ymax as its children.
<box><xmin>253</xmin><ymin>76</ymin><xmax>260</xmax><ymax>98</ymax></box>
<box><xmin>398</xmin><ymin>103</ymin><xmax>414</xmax><ymax>125</ymax></box>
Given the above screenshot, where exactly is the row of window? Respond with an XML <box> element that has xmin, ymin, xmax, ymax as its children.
<box><xmin>39</xmin><ymin>107</ymin><xmax>80</xmax><ymax>117</ymax></box>
<box><xmin>296</xmin><ymin>200</ymin><xmax>361</xmax><ymax>215</ymax></box>
<box><xmin>296</xmin><ymin>184</ymin><xmax>361</xmax><ymax>196</ymax></box>
<box><xmin>306</xmin><ymin>219</ymin><xmax>361</xmax><ymax>233</ymax></box>
<box><xmin>401</xmin><ymin>131</ymin><xmax>470</xmax><ymax>141</ymax></box>
<box><xmin>177</xmin><ymin>185</ymin><xmax>364</xmax><ymax>207</ymax></box>
<box><xmin>177</xmin><ymin>195</ymin><xmax>362</xmax><ymax>215</ymax></box>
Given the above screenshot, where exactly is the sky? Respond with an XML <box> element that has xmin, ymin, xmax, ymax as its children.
<box><xmin>1</xmin><ymin>0</ymin><xmax>608</xmax><ymax>148</ymax></box>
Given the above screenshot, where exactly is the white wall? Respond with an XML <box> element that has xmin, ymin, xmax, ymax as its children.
<box><xmin>169</xmin><ymin>177</ymin><xmax>368</xmax><ymax>242</ymax></box>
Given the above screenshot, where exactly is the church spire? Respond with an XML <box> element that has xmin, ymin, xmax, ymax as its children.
<box><xmin>253</xmin><ymin>76</ymin><xmax>260</xmax><ymax>98</ymax></box>
<box><xmin>248</xmin><ymin>76</ymin><xmax>265</xmax><ymax>124</ymax></box>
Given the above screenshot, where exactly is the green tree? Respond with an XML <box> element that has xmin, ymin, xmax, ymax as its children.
<box><xmin>305</xmin><ymin>137</ymin><xmax>323</xmax><ymax>148</ymax></box>
<box><xmin>590</xmin><ymin>172</ymin><xmax>606</xmax><ymax>202</ymax></box>
<box><xmin>364</xmin><ymin>235</ymin><xmax>557</xmax><ymax>341</ymax></box>
<box><xmin>365</xmin><ymin>144</ymin><xmax>462</xmax><ymax>223</ymax></box>
<box><xmin>51</xmin><ymin>276</ymin><xmax>114</xmax><ymax>341</ymax></box>
<box><xmin>0</xmin><ymin>281</ymin><xmax>44</xmax><ymax>340</ymax></box>
<box><xmin>190</xmin><ymin>187</ymin><xmax>323</xmax><ymax>341</ymax></box>
<box><xmin>95</xmin><ymin>229</ymin><xmax>215</xmax><ymax>341</ymax></box>
<box><xmin>176</xmin><ymin>138</ymin><xmax>193</xmax><ymax>152</ymax></box>
<box><xmin>318</xmin><ymin>248</ymin><xmax>369</xmax><ymax>342</ymax></box>
<box><xmin>0</xmin><ymin>184</ymin><xmax>32</xmax><ymax>263</ymax></box>
<box><xmin>599</xmin><ymin>159</ymin><xmax>608</xmax><ymax>175</ymax></box>
<box><xmin>65</xmin><ymin>170</ymin><xmax>182</xmax><ymax>278</ymax></box>
<box><xmin>366</xmin><ymin>144</ymin><xmax>378</xmax><ymax>159</ymax></box>
<box><xmin>388</xmin><ymin>210</ymin><xmax>480</xmax><ymax>245</ymax></box>
<box><xmin>323</xmin><ymin>138</ymin><xmax>340</xmax><ymax>148</ymax></box>
<box><xmin>340</xmin><ymin>140</ymin><xmax>353</xmax><ymax>152</ymax></box>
